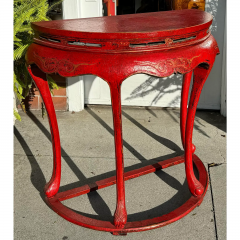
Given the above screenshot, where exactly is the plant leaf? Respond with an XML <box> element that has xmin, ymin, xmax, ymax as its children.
<box><xmin>14</xmin><ymin>43</ymin><xmax>30</xmax><ymax>61</ymax></box>
<box><xmin>47</xmin><ymin>75</ymin><xmax>59</xmax><ymax>96</ymax></box>
<box><xmin>14</xmin><ymin>109</ymin><xmax>21</xmax><ymax>121</ymax></box>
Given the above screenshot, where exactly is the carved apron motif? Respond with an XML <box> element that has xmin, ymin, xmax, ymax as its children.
<box><xmin>135</xmin><ymin>55</ymin><xmax>200</xmax><ymax>75</ymax></box>
<box><xmin>33</xmin><ymin>52</ymin><xmax>94</xmax><ymax>74</ymax></box>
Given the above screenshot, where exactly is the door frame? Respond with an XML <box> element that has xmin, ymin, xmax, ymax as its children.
<box><xmin>62</xmin><ymin>0</ymin><xmax>104</xmax><ymax>111</ymax></box>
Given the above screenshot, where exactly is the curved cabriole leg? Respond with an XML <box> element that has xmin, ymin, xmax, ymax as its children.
<box><xmin>185</xmin><ymin>63</ymin><xmax>212</xmax><ymax>197</ymax></box>
<box><xmin>180</xmin><ymin>71</ymin><xmax>196</xmax><ymax>153</ymax></box>
<box><xmin>109</xmin><ymin>82</ymin><xmax>127</xmax><ymax>229</ymax></box>
<box><xmin>27</xmin><ymin>65</ymin><xmax>61</xmax><ymax>198</ymax></box>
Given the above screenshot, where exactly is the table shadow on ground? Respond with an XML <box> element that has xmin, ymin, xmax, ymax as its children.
<box><xmin>14</xmin><ymin>110</ymin><xmax>201</xmax><ymax>224</ymax></box>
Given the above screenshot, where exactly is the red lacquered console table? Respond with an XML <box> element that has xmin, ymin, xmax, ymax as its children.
<box><xmin>25</xmin><ymin>9</ymin><xmax>219</xmax><ymax>235</ymax></box>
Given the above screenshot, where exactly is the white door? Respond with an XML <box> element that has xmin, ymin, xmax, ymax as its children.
<box><xmin>84</xmin><ymin>0</ymin><xmax>226</xmax><ymax>110</ymax></box>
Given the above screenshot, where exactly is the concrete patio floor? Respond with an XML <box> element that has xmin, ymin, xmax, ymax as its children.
<box><xmin>14</xmin><ymin>106</ymin><xmax>226</xmax><ymax>240</ymax></box>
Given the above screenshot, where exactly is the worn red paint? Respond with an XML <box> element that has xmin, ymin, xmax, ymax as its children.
<box><xmin>25</xmin><ymin>9</ymin><xmax>219</xmax><ymax>235</ymax></box>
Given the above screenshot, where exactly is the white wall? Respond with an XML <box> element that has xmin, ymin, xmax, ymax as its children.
<box><xmin>198</xmin><ymin>0</ymin><xmax>226</xmax><ymax>110</ymax></box>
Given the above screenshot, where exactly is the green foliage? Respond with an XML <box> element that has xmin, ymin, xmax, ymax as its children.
<box><xmin>14</xmin><ymin>109</ymin><xmax>21</xmax><ymax>121</ymax></box>
<box><xmin>47</xmin><ymin>75</ymin><xmax>59</xmax><ymax>95</ymax></box>
<box><xmin>14</xmin><ymin>0</ymin><xmax>63</xmax><ymax>118</ymax></box>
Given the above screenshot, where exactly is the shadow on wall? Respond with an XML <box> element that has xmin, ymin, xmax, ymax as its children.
<box><xmin>123</xmin><ymin>74</ymin><xmax>183</xmax><ymax>107</ymax></box>
<box><xmin>83</xmin><ymin>73</ymin><xmax>183</xmax><ymax>108</ymax></box>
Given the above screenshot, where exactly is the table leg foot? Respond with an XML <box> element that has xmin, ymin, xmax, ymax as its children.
<box><xmin>27</xmin><ymin>65</ymin><xmax>61</xmax><ymax>198</ymax></box>
<box><xmin>114</xmin><ymin>203</ymin><xmax>128</xmax><ymax>229</ymax></box>
<box><xmin>112</xmin><ymin>231</ymin><xmax>128</xmax><ymax>236</ymax></box>
<box><xmin>185</xmin><ymin>63</ymin><xmax>213</xmax><ymax>197</ymax></box>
